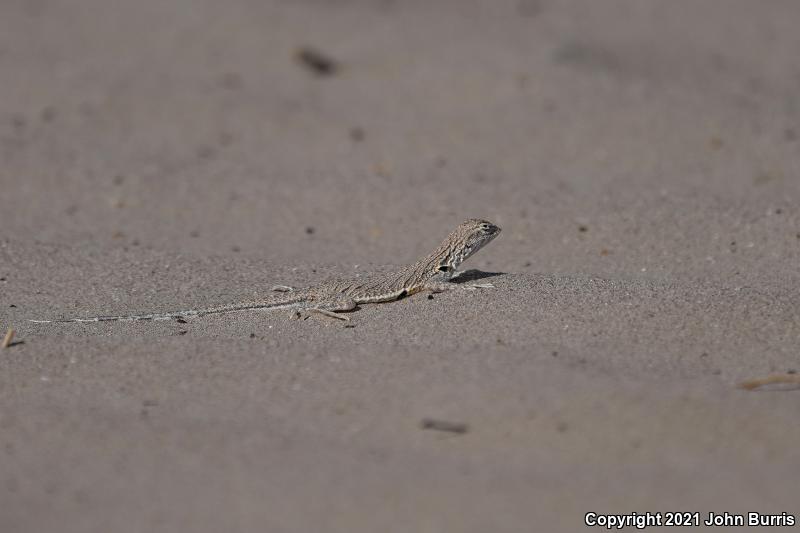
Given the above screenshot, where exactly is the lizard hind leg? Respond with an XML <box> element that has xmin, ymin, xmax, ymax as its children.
<box><xmin>307</xmin><ymin>295</ymin><xmax>357</xmax><ymax>321</ymax></box>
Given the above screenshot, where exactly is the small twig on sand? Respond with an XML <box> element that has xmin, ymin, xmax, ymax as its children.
<box><xmin>295</xmin><ymin>47</ymin><xmax>339</xmax><ymax>77</ymax></box>
<box><xmin>737</xmin><ymin>374</ymin><xmax>800</xmax><ymax>391</ymax></box>
<box><xmin>2</xmin><ymin>328</ymin><xmax>14</xmax><ymax>349</ymax></box>
<box><xmin>420</xmin><ymin>418</ymin><xmax>469</xmax><ymax>434</ymax></box>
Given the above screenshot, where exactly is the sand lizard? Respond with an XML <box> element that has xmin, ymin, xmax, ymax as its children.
<box><xmin>30</xmin><ymin>218</ymin><xmax>501</xmax><ymax>323</ymax></box>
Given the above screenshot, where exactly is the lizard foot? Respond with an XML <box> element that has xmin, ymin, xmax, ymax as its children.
<box><xmin>272</xmin><ymin>285</ymin><xmax>295</xmax><ymax>292</ymax></box>
<box><xmin>308</xmin><ymin>308</ymin><xmax>350</xmax><ymax>321</ymax></box>
<box><xmin>464</xmin><ymin>282</ymin><xmax>495</xmax><ymax>290</ymax></box>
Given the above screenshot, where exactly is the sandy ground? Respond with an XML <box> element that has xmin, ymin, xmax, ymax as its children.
<box><xmin>2</xmin><ymin>1</ymin><xmax>800</xmax><ymax>531</ymax></box>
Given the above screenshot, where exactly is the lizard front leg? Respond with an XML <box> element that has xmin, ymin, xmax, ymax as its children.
<box><xmin>422</xmin><ymin>280</ymin><xmax>495</xmax><ymax>294</ymax></box>
<box><xmin>422</xmin><ymin>281</ymin><xmax>458</xmax><ymax>293</ymax></box>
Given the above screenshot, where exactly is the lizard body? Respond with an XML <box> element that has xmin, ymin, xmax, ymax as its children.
<box><xmin>30</xmin><ymin>219</ymin><xmax>500</xmax><ymax>323</ymax></box>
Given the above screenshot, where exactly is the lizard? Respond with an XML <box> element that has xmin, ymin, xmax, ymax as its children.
<box><xmin>29</xmin><ymin>218</ymin><xmax>501</xmax><ymax>323</ymax></box>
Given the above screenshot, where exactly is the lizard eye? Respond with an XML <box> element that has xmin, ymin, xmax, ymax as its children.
<box><xmin>438</xmin><ymin>265</ymin><xmax>450</xmax><ymax>272</ymax></box>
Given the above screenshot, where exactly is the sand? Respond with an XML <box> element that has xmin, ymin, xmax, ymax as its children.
<box><xmin>2</xmin><ymin>1</ymin><xmax>800</xmax><ymax>531</ymax></box>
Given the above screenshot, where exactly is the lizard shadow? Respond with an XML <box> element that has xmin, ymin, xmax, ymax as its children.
<box><xmin>451</xmin><ymin>269</ymin><xmax>505</xmax><ymax>284</ymax></box>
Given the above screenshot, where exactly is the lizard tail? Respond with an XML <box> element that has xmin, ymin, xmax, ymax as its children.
<box><xmin>29</xmin><ymin>299</ymin><xmax>307</xmax><ymax>324</ymax></box>
<box><xmin>29</xmin><ymin>310</ymin><xmax>201</xmax><ymax>323</ymax></box>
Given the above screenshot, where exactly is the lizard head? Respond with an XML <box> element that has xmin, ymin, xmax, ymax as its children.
<box><xmin>436</xmin><ymin>218</ymin><xmax>501</xmax><ymax>274</ymax></box>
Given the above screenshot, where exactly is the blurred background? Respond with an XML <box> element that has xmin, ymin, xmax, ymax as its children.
<box><xmin>2</xmin><ymin>0</ymin><xmax>798</xmax><ymax>282</ymax></box>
